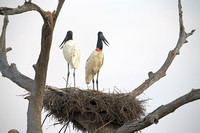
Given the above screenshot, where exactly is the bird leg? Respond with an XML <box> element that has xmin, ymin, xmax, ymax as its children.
<box><xmin>92</xmin><ymin>79</ymin><xmax>95</xmax><ymax>90</ymax></box>
<box><xmin>73</xmin><ymin>69</ymin><xmax>76</xmax><ymax>87</ymax></box>
<box><xmin>96</xmin><ymin>72</ymin><xmax>99</xmax><ymax>91</ymax></box>
<box><xmin>66</xmin><ymin>63</ymin><xmax>70</xmax><ymax>88</ymax></box>
<box><xmin>86</xmin><ymin>84</ymin><xmax>89</xmax><ymax>89</ymax></box>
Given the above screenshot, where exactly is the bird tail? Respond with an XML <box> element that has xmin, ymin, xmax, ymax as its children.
<box><xmin>85</xmin><ymin>74</ymin><xmax>94</xmax><ymax>84</ymax></box>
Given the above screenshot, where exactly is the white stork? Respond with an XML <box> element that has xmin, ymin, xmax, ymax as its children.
<box><xmin>85</xmin><ymin>31</ymin><xmax>109</xmax><ymax>90</ymax></box>
<box><xmin>59</xmin><ymin>30</ymin><xmax>80</xmax><ymax>88</ymax></box>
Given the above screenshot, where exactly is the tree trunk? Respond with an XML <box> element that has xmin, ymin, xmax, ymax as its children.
<box><xmin>0</xmin><ymin>1</ymin><xmax>65</xmax><ymax>132</ymax></box>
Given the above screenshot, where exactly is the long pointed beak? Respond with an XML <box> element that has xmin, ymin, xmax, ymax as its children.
<box><xmin>59</xmin><ymin>35</ymin><xmax>68</xmax><ymax>49</ymax></box>
<box><xmin>101</xmin><ymin>34</ymin><xmax>110</xmax><ymax>46</ymax></box>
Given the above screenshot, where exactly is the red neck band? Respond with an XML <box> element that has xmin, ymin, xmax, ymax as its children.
<box><xmin>96</xmin><ymin>48</ymin><xmax>102</xmax><ymax>51</ymax></box>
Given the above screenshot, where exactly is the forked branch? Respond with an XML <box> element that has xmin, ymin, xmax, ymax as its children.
<box><xmin>129</xmin><ymin>0</ymin><xmax>195</xmax><ymax>97</ymax></box>
<box><xmin>0</xmin><ymin>1</ymin><xmax>66</xmax><ymax>133</ymax></box>
<box><xmin>0</xmin><ymin>0</ymin><xmax>66</xmax><ymax>92</ymax></box>
<box><xmin>0</xmin><ymin>2</ymin><xmax>46</xmax><ymax>19</ymax></box>
<box><xmin>0</xmin><ymin>16</ymin><xmax>35</xmax><ymax>91</ymax></box>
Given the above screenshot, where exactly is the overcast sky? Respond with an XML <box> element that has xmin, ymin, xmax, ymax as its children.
<box><xmin>0</xmin><ymin>0</ymin><xmax>200</xmax><ymax>133</ymax></box>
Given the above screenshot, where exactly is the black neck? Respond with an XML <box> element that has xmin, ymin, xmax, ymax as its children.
<box><xmin>67</xmin><ymin>34</ymin><xmax>72</xmax><ymax>41</ymax></box>
<box><xmin>96</xmin><ymin>38</ymin><xmax>103</xmax><ymax>50</ymax></box>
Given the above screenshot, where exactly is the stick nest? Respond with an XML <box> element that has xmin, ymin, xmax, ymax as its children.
<box><xmin>43</xmin><ymin>87</ymin><xmax>146</xmax><ymax>132</ymax></box>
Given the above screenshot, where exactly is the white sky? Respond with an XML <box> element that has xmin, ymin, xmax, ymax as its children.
<box><xmin>0</xmin><ymin>0</ymin><xmax>200</xmax><ymax>133</ymax></box>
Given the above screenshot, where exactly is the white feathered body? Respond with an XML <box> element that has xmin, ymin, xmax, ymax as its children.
<box><xmin>85</xmin><ymin>50</ymin><xmax>104</xmax><ymax>84</ymax></box>
<box><xmin>63</xmin><ymin>40</ymin><xmax>80</xmax><ymax>69</ymax></box>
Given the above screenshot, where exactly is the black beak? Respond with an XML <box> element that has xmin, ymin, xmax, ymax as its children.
<box><xmin>59</xmin><ymin>35</ymin><xmax>68</xmax><ymax>49</ymax></box>
<box><xmin>100</xmin><ymin>33</ymin><xmax>110</xmax><ymax>46</ymax></box>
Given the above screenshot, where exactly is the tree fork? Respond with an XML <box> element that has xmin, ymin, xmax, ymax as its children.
<box><xmin>0</xmin><ymin>1</ymin><xmax>65</xmax><ymax>133</ymax></box>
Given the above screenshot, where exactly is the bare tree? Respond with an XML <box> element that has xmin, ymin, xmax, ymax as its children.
<box><xmin>0</xmin><ymin>1</ymin><xmax>65</xmax><ymax>133</ymax></box>
<box><xmin>0</xmin><ymin>0</ymin><xmax>199</xmax><ymax>133</ymax></box>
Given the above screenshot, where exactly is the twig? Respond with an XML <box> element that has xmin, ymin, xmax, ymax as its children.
<box><xmin>95</xmin><ymin>121</ymin><xmax>112</xmax><ymax>133</ymax></box>
<box><xmin>42</xmin><ymin>113</ymin><xmax>51</xmax><ymax>127</ymax></box>
<box><xmin>59</xmin><ymin>124</ymin><xmax>67</xmax><ymax>133</ymax></box>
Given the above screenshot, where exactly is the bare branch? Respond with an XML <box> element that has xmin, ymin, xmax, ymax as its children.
<box><xmin>115</xmin><ymin>89</ymin><xmax>200</xmax><ymax>133</ymax></box>
<box><xmin>0</xmin><ymin>2</ymin><xmax>46</xmax><ymax>20</ymax></box>
<box><xmin>0</xmin><ymin>1</ymin><xmax>65</xmax><ymax>132</ymax></box>
<box><xmin>0</xmin><ymin>16</ymin><xmax>34</xmax><ymax>92</ymax></box>
<box><xmin>0</xmin><ymin>61</ymin><xmax>35</xmax><ymax>91</ymax></box>
<box><xmin>6</xmin><ymin>47</ymin><xmax>12</xmax><ymax>52</ymax></box>
<box><xmin>52</xmin><ymin>0</ymin><xmax>65</xmax><ymax>27</ymax></box>
<box><xmin>0</xmin><ymin>2</ymin><xmax>57</xmax><ymax>93</ymax></box>
<box><xmin>129</xmin><ymin>0</ymin><xmax>195</xmax><ymax>97</ymax></box>
<box><xmin>0</xmin><ymin>0</ymin><xmax>66</xmax><ymax>93</ymax></box>
<box><xmin>0</xmin><ymin>15</ymin><xmax>8</xmax><ymax>56</ymax></box>
<box><xmin>0</xmin><ymin>2</ymin><xmax>55</xmax><ymax>93</ymax></box>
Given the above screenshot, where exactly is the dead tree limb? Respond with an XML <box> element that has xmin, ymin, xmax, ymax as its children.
<box><xmin>0</xmin><ymin>16</ymin><xmax>35</xmax><ymax>92</ymax></box>
<box><xmin>114</xmin><ymin>89</ymin><xmax>200</xmax><ymax>133</ymax></box>
<box><xmin>0</xmin><ymin>15</ymin><xmax>8</xmax><ymax>55</ymax></box>
<box><xmin>129</xmin><ymin>0</ymin><xmax>195</xmax><ymax>97</ymax></box>
<box><xmin>52</xmin><ymin>0</ymin><xmax>65</xmax><ymax>27</ymax></box>
<box><xmin>0</xmin><ymin>2</ymin><xmax>46</xmax><ymax>19</ymax></box>
<box><xmin>0</xmin><ymin>1</ymin><xmax>66</xmax><ymax>133</ymax></box>
<box><xmin>0</xmin><ymin>1</ymin><xmax>65</xmax><ymax>92</ymax></box>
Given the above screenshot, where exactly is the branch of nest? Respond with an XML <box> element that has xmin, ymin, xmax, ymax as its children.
<box><xmin>114</xmin><ymin>89</ymin><xmax>200</xmax><ymax>133</ymax></box>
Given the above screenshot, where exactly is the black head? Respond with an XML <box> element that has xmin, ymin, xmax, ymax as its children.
<box><xmin>59</xmin><ymin>30</ymin><xmax>73</xmax><ymax>49</ymax></box>
<box><xmin>96</xmin><ymin>31</ymin><xmax>109</xmax><ymax>50</ymax></box>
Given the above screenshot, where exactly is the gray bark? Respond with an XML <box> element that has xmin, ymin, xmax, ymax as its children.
<box><xmin>0</xmin><ymin>1</ymin><xmax>65</xmax><ymax>133</ymax></box>
<box><xmin>115</xmin><ymin>89</ymin><xmax>200</xmax><ymax>133</ymax></box>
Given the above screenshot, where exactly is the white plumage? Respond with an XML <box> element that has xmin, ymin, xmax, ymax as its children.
<box><xmin>63</xmin><ymin>40</ymin><xmax>80</xmax><ymax>69</ymax></box>
<box><xmin>60</xmin><ymin>31</ymin><xmax>80</xmax><ymax>88</ymax></box>
<box><xmin>85</xmin><ymin>50</ymin><xmax>104</xmax><ymax>84</ymax></box>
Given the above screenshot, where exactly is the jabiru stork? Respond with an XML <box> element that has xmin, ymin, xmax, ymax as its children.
<box><xmin>59</xmin><ymin>30</ymin><xmax>80</xmax><ymax>88</ymax></box>
<box><xmin>85</xmin><ymin>31</ymin><xmax>109</xmax><ymax>90</ymax></box>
